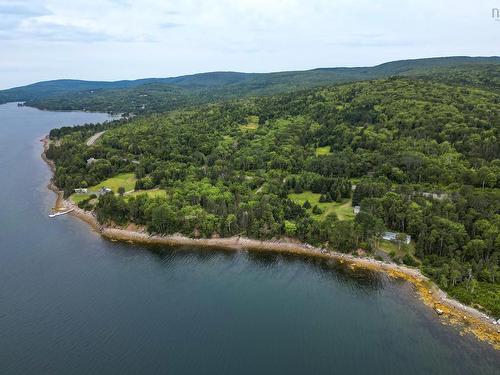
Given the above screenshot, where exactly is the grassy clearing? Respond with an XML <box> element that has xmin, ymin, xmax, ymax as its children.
<box><xmin>240</xmin><ymin>123</ymin><xmax>258</xmax><ymax>131</ymax></box>
<box><xmin>333</xmin><ymin>200</ymin><xmax>356</xmax><ymax>221</ymax></box>
<box><xmin>239</xmin><ymin>115</ymin><xmax>259</xmax><ymax>131</ymax></box>
<box><xmin>70</xmin><ymin>193</ymin><xmax>91</xmax><ymax>204</ymax></box>
<box><xmin>92</xmin><ymin>173</ymin><xmax>137</xmax><ymax>192</ymax></box>
<box><xmin>70</xmin><ymin>187</ymin><xmax>166</xmax><ymax>204</ymax></box>
<box><xmin>288</xmin><ymin>191</ymin><xmax>355</xmax><ymax>221</ymax></box>
<box><xmin>315</xmin><ymin>146</ymin><xmax>331</xmax><ymax>156</ymax></box>
<box><xmin>69</xmin><ymin>173</ymin><xmax>137</xmax><ymax>203</ymax></box>
<box><xmin>377</xmin><ymin>239</ymin><xmax>417</xmax><ymax>264</ymax></box>
<box><xmin>125</xmin><ymin>189</ymin><xmax>167</xmax><ymax>199</ymax></box>
<box><xmin>378</xmin><ymin>239</ymin><xmax>407</xmax><ymax>257</ymax></box>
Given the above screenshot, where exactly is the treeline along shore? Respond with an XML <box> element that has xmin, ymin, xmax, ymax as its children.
<box><xmin>41</xmin><ymin>136</ymin><xmax>500</xmax><ymax>349</ymax></box>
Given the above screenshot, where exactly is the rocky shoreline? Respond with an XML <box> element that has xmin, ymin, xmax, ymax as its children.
<box><xmin>41</xmin><ymin>136</ymin><xmax>500</xmax><ymax>349</ymax></box>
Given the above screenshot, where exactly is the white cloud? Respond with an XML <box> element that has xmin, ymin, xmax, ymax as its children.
<box><xmin>0</xmin><ymin>0</ymin><xmax>498</xmax><ymax>88</ymax></box>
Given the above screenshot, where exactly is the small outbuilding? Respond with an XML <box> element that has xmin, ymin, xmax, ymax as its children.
<box><xmin>86</xmin><ymin>157</ymin><xmax>97</xmax><ymax>166</ymax></box>
<box><xmin>382</xmin><ymin>231</ymin><xmax>411</xmax><ymax>245</ymax></box>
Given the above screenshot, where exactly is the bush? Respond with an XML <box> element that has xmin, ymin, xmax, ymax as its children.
<box><xmin>77</xmin><ymin>196</ymin><xmax>95</xmax><ymax>211</ymax></box>
<box><xmin>402</xmin><ymin>254</ymin><xmax>419</xmax><ymax>267</ymax></box>
<box><xmin>312</xmin><ymin>205</ymin><xmax>323</xmax><ymax>214</ymax></box>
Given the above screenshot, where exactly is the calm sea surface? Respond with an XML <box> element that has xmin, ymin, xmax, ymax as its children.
<box><xmin>0</xmin><ymin>102</ymin><xmax>498</xmax><ymax>374</ymax></box>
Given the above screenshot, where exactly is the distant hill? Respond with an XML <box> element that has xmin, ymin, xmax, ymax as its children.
<box><xmin>2</xmin><ymin>56</ymin><xmax>499</xmax><ymax>113</ymax></box>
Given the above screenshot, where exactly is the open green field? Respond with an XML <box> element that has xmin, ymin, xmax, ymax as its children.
<box><xmin>375</xmin><ymin>238</ymin><xmax>420</xmax><ymax>266</ymax></box>
<box><xmin>288</xmin><ymin>191</ymin><xmax>355</xmax><ymax>221</ymax></box>
<box><xmin>70</xmin><ymin>187</ymin><xmax>166</xmax><ymax>204</ymax></box>
<box><xmin>377</xmin><ymin>239</ymin><xmax>415</xmax><ymax>258</ymax></box>
<box><xmin>69</xmin><ymin>174</ymin><xmax>170</xmax><ymax>204</ymax></box>
<box><xmin>92</xmin><ymin>173</ymin><xmax>137</xmax><ymax>192</ymax></box>
<box><xmin>315</xmin><ymin>146</ymin><xmax>331</xmax><ymax>156</ymax></box>
<box><xmin>125</xmin><ymin>189</ymin><xmax>167</xmax><ymax>199</ymax></box>
<box><xmin>69</xmin><ymin>173</ymin><xmax>137</xmax><ymax>203</ymax></box>
<box><xmin>70</xmin><ymin>193</ymin><xmax>92</xmax><ymax>204</ymax></box>
<box><xmin>239</xmin><ymin>115</ymin><xmax>259</xmax><ymax>131</ymax></box>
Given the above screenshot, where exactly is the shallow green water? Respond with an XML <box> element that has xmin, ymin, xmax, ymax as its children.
<box><xmin>0</xmin><ymin>102</ymin><xmax>498</xmax><ymax>374</ymax></box>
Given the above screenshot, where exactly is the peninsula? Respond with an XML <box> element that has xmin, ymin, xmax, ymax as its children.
<box><xmin>35</xmin><ymin>59</ymin><xmax>500</xmax><ymax>348</ymax></box>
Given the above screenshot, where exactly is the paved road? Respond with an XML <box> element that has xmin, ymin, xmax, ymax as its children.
<box><xmin>86</xmin><ymin>131</ymin><xmax>106</xmax><ymax>146</ymax></box>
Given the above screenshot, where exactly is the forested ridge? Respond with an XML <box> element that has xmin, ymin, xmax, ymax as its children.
<box><xmin>3</xmin><ymin>56</ymin><xmax>499</xmax><ymax>114</ymax></box>
<box><xmin>46</xmin><ymin>75</ymin><xmax>500</xmax><ymax>317</ymax></box>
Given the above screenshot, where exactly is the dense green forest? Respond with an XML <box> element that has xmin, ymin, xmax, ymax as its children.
<box><xmin>46</xmin><ymin>73</ymin><xmax>500</xmax><ymax>317</ymax></box>
<box><xmin>3</xmin><ymin>56</ymin><xmax>500</xmax><ymax>114</ymax></box>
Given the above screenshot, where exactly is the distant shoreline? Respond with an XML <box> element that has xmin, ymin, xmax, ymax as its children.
<box><xmin>41</xmin><ymin>135</ymin><xmax>500</xmax><ymax>349</ymax></box>
<box><xmin>10</xmin><ymin>101</ymin><xmax>120</xmax><ymax>116</ymax></box>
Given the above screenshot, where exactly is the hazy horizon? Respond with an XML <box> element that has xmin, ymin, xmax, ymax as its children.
<box><xmin>1</xmin><ymin>0</ymin><xmax>499</xmax><ymax>89</ymax></box>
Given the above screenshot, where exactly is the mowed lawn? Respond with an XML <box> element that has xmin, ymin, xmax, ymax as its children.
<box><xmin>377</xmin><ymin>239</ymin><xmax>415</xmax><ymax>258</ymax></box>
<box><xmin>69</xmin><ymin>173</ymin><xmax>137</xmax><ymax>203</ymax></box>
<box><xmin>376</xmin><ymin>239</ymin><xmax>419</xmax><ymax>266</ymax></box>
<box><xmin>70</xmin><ymin>193</ymin><xmax>92</xmax><ymax>204</ymax></box>
<box><xmin>288</xmin><ymin>191</ymin><xmax>355</xmax><ymax>221</ymax></box>
<box><xmin>92</xmin><ymin>173</ymin><xmax>137</xmax><ymax>192</ymax></box>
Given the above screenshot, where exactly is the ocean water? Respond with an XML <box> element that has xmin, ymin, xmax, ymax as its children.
<box><xmin>0</xmin><ymin>102</ymin><xmax>498</xmax><ymax>374</ymax></box>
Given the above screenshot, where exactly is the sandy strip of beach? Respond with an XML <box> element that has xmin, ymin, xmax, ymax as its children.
<box><xmin>41</xmin><ymin>136</ymin><xmax>500</xmax><ymax>349</ymax></box>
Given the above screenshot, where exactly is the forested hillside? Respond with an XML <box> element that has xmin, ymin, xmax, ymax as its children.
<box><xmin>0</xmin><ymin>78</ymin><xmax>164</xmax><ymax>104</ymax></box>
<box><xmin>46</xmin><ymin>75</ymin><xmax>500</xmax><ymax>316</ymax></box>
<box><xmin>3</xmin><ymin>56</ymin><xmax>500</xmax><ymax>114</ymax></box>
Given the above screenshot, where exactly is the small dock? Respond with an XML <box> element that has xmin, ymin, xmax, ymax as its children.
<box><xmin>48</xmin><ymin>208</ymin><xmax>74</xmax><ymax>218</ymax></box>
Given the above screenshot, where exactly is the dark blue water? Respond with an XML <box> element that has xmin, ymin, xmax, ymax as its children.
<box><xmin>0</xmin><ymin>102</ymin><xmax>498</xmax><ymax>374</ymax></box>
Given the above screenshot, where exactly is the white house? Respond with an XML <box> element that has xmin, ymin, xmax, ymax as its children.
<box><xmin>74</xmin><ymin>188</ymin><xmax>88</xmax><ymax>194</ymax></box>
<box><xmin>421</xmin><ymin>192</ymin><xmax>447</xmax><ymax>201</ymax></box>
<box><xmin>99</xmin><ymin>187</ymin><xmax>112</xmax><ymax>194</ymax></box>
<box><xmin>382</xmin><ymin>231</ymin><xmax>411</xmax><ymax>245</ymax></box>
<box><xmin>353</xmin><ymin>205</ymin><xmax>361</xmax><ymax>214</ymax></box>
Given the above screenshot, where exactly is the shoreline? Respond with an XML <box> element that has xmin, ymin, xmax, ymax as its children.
<box><xmin>14</xmin><ymin>101</ymin><xmax>120</xmax><ymax>116</ymax></box>
<box><xmin>41</xmin><ymin>136</ymin><xmax>500</xmax><ymax>349</ymax></box>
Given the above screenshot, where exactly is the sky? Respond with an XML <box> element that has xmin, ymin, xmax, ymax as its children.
<box><xmin>0</xmin><ymin>0</ymin><xmax>499</xmax><ymax>89</ymax></box>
